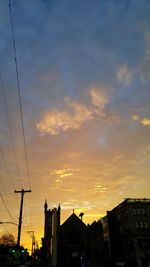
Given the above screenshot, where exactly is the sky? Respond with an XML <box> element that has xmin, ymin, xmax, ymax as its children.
<box><xmin>0</xmin><ymin>0</ymin><xmax>150</xmax><ymax>251</ymax></box>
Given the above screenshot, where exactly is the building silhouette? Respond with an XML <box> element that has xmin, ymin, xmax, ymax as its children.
<box><xmin>60</xmin><ymin>211</ymin><xmax>87</xmax><ymax>267</ymax></box>
<box><xmin>42</xmin><ymin>203</ymin><xmax>104</xmax><ymax>267</ymax></box>
<box><xmin>41</xmin><ymin>198</ymin><xmax>150</xmax><ymax>267</ymax></box>
<box><xmin>101</xmin><ymin>198</ymin><xmax>150</xmax><ymax>267</ymax></box>
<box><xmin>60</xmin><ymin>211</ymin><xmax>105</xmax><ymax>267</ymax></box>
<box><xmin>41</xmin><ymin>200</ymin><xmax>60</xmax><ymax>266</ymax></box>
<box><xmin>87</xmin><ymin>220</ymin><xmax>105</xmax><ymax>267</ymax></box>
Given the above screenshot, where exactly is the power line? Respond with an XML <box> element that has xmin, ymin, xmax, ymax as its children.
<box><xmin>0</xmin><ymin>147</ymin><xmax>15</xmax><ymax>190</ymax></box>
<box><xmin>0</xmin><ymin>170</ymin><xmax>17</xmax><ymax>214</ymax></box>
<box><xmin>8</xmin><ymin>0</ymin><xmax>31</xmax><ymax>190</ymax></box>
<box><xmin>1</xmin><ymin>223</ymin><xmax>9</xmax><ymax>233</ymax></box>
<box><xmin>0</xmin><ymin>222</ymin><xmax>18</xmax><ymax>226</ymax></box>
<box><xmin>0</xmin><ymin>70</ymin><xmax>22</xmax><ymax>188</ymax></box>
<box><xmin>0</xmin><ymin>147</ymin><xmax>19</xmax><ymax>212</ymax></box>
<box><xmin>0</xmin><ymin>189</ymin><xmax>16</xmax><ymax>221</ymax></box>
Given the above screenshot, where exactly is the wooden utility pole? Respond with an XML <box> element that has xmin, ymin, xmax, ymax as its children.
<box><xmin>15</xmin><ymin>189</ymin><xmax>31</xmax><ymax>246</ymax></box>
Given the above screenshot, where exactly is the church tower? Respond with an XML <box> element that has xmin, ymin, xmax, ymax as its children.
<box><xmin>42</xmin><ymin>200</ymin><xmax>61</xmax><ymax>266</ymax></box>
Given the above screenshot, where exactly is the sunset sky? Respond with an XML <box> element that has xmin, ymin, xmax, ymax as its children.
<box><xmin>0</xmin><ymin>0</ymin><xmax>150</xmax><ymax>251</ymax></box>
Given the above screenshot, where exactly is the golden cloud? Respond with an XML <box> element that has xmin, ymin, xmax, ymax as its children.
<box><xmin>142</xmin><ymin>118</ymin><xmax>150</xmax><ymax>126</ymax></box>
<box><xmin>84</xmin><ymin>213</ymin><xmax>104</xmax><ymax>218</ymax></box>
<box><xmin>36</xmin><ymin>89</ymin><xmax>110</xmax><ymax>135</ymax></box>
<box><xmin>61</xmin><ymin>200</ymin><xmax>92</xmax><ymax>210</ymax></box>
<box><xmin>94</xmin><ymin>184</ymin><xmax>107</xmax><ymax>193</ymax></box>
<box><xmin>132</xmin><ymin>114</ymin><xmax>150</xmax><ymax>126</ymax></box>
<box><xmin>51</xmin><ymin>168</ymin><xmax>75</xmax><ymax>178</ymax></box>
<box><xmin>36</xmin><ymin>102</ymin><xmax>93</xmax><ymax>135</ymax></box>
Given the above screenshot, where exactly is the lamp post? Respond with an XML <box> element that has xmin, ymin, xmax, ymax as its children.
<box><xmin>79</xmin><ymin>213</ymin><xmax>84</xmax><ymax>221</ymax></box>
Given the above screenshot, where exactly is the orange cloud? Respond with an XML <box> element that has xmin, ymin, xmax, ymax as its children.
<box><xmin>36</xmin><ymin>102</ymin><xmax>93</xmax><ymax>135</ymax></box>
<box><xmin>132</xmin><ymin>114</ymin><xmax>150</xmax><ymax>126</ymax></box>
<box><xmin>51</xmin><ymin>168</ymin><xmax>75</xmax><ymax>178</ymax></box>
<box><xmin>61</xmin><ymin>200</ymin><xmax>92</xmax><ymax>210</ymax></box>
<box><xmin>36</xmin><ymin>90</ymin><xmax>110</xmax><ymax>135</ymax></box>
<box><xmin>142</xmin><ymin>118</ymin><xmax>150</xmax><ymax>126</ymax></box>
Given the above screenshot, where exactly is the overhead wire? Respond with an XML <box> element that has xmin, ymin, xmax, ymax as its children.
<box><xmin>1</xmin><ymin>223</ymin><xmax>9</xmax><ymax>234</ymax></box>
<box><xmin>0</xmin><ymin>172</ymin><xmax>8</xmax><ymax>201</ymax></box>
<box><xmin>0</xmin><ymin>167</ymin><xmax>17</xmax><ymax>217</ymax></box>
<box><xmin>8</xmin><ymin>0</ymin><xmax>32</xmax><ymax>228</ymax></box>
<box><xmin>8</xmin><ymin>0</ymin><xmax>31</xmax><ymax>190</ymax></box>
<box><xmin>0</xmin><ymin>86</ymin><xmax>20</xmax><ymax>216</ymax></box>
<box><xmin>0</xmin><ymin>188</ymin><xmax>16</xmax><ymax>221</ymax></box>
<box><xmin>0</xmin><ymin>71</ymin><xmax>23</xmax><ymax>188</ymax></box>
<box><xmin>0</xmin><ymin>147</ymin><xmax>16</xmax><ymax>190</ymax></box>
<box><xmin>0</xmin><ymin>156</ymin><xmax>19</xmax><ymax>219</ymax></box>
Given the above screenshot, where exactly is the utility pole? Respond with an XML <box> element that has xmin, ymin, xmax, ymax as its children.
<box><xmin>27</xmin><ymin>230</ymin><xmax>35</xmax><ymax>256</ymax></box>
<box><xmin>15</xmin><ymin>188</ymin><xmax>31</xmax><ymax>246</ymax></box>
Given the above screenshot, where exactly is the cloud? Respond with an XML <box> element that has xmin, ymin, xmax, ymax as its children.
<box><xmin>89</xmin><ymin>88</ymin><xmax>109</xmax><ymax>116</ymax></box>
<box><xmin>142</xmin><ymin>118</ymin><xmax>150</xmax><ymax>126</ymax></box>
<box><xmin>60</xmin><ymin>199</ymin><xmax>92</xmax><ymax>211</ymax></box>
<box><xmin>36</xmin><ymin>89</ymin><xmax>110</xmax><ymax>135</ymax></box>
<box><xmin>51</xmin><ymin>168</ymin><xmax>74</xmax><ymax>178</ymax></box>
<box><xmin>94</xmin><ymin>185</ymin><xmax>107</xmax><ymax>193</ymax></box>
<box><xmin>117</xmin><ymin>64</ymin><xmax>132</xmax><ymax>86</ymax></box>
<box><xmin>36</xmin><ymin>104</ymin><xmax>93</xmax><ymax>135</ymax></box>
<box><xmin>132</xmin><ymin>114</ymin><xmax>150</xmax><ymax>126</ymax></box>
<box><xmin>84</xmin><ymin>213</ymin><xmax>104</xmax><ymax>218</ymax></box>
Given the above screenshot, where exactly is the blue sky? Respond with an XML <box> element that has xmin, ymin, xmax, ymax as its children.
<box><xmin>0</xmin><ymin>0</ymin><xmax>150</xmax><ymax>248</ymax></box>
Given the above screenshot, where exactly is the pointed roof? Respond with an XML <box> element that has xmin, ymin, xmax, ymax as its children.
<box><xmin>61</xmin><ymin>212</ymin><xmax>87</xmax><ymax>228</ymax></box>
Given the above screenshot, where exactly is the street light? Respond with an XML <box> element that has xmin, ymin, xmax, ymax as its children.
<box><xmin>79</xmin><ymin>212</ymin><xmax>84</xmax><ymax>221</ymax></box>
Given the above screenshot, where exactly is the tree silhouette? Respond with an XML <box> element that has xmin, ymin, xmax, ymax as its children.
<box><xmin>0</xmin><ymin>233</ymin><xmax>16</xmax><ymax>246</ymax></box>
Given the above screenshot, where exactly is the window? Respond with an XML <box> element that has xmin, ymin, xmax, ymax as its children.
<box><xmin>141</xmin><ymin>208</ymin><xmax>146</xmax><ymax>215</ymax></box>
<box><xmin>144</xmin><ymin>222</ymin><xmax>149</xmax><ymax>228</ymax></box>
<box><xmin>135</xmin><ymin>222</ymin><xmax>139</xmax><ymax>228</ymax></box>
<box><xmin>139</xmin><ymin>222</ymin><xmax>144</xmax><ymax>228</ymax></box>
<box><xmin>135</xmin><ymin>221</ymin><xmax>150</xmax><ymax>231</ymax></box>
<box><xmin>137</xmin><ymin>208</ymin><xmax>141</xmax><ymax>215</ymax></box>
<box><xmin>133</xmin><ymin>207</ymin><xmax>147</xmax><ymax>216</ymax></box>
<box><xmin>133</xmin><ymin>208</ymin><xmax>136</xmax><ymax>215</ymax></box>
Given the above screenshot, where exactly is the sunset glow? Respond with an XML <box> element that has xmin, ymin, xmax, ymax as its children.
<box><xmin>0</xmin><ymin>0</ymin><xmax>150</xmax><ymax>251</ymax></box>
